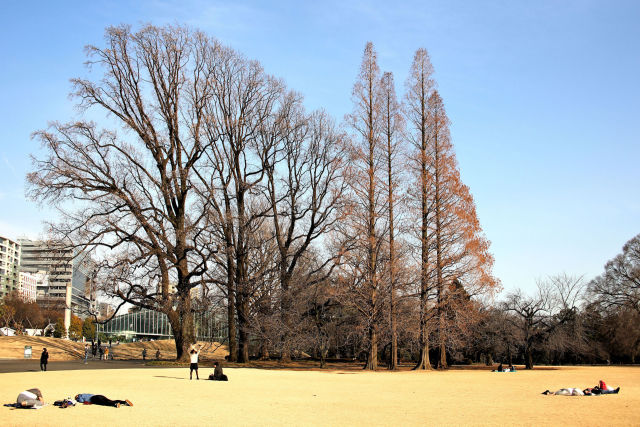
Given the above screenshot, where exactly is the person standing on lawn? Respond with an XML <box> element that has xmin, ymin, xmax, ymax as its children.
<box><xmin>189</xmin><ymin>343</ymin><xmax>202</xmax><ymax>380</ymax></box>
<box><xmin>40</xmin><ymin>348</ymin><xmax>49</xmax><ymax>371</ymax></box>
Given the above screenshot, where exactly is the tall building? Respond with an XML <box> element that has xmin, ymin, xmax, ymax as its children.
<box><xmin>18</xmin><ymin>271</ymin><xmax>37</xmax><ymax>303</ymax></box>
<box><xmin>0</xmin><ymin>236</ymin><xmax>21</xmax><ymax>299</ymax></box>
<box><xmin>18</xmin><ymin>239</ymin><xmax>94</xmax><ymax>316</ymax></box>
<box><xmin>96</xmin><ymin>301</ymin><xmax>115</xmax><ymax>320</ymax></box>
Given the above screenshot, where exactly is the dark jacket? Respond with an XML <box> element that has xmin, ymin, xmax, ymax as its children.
<box><xmin>214</xmin><ymin>365</ymin><xmax>223</xmax><ymax>378</ymax></box>
<box><xmin>40</xmin><ymin>350</ymin><xmax>49</xmax><ymax>363</ymax></box>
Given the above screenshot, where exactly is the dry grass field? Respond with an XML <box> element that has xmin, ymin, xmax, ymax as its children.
<box><xmin>0</xmin><ymin>336</ymin><xmax>228</xmax><ymax>361</ymax></box>
<box><xmin>1</xmin><ymin>363</ymin><xmax>638</xmax><ymax>426</ymax></box>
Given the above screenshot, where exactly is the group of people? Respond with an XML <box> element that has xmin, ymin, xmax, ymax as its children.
<box><xmin>493</xmin><ymin>363</ymin><xmax>516</xmax><ymax>372</ymax></box>
<box><xmin>15</xmin><ymin>342</ymin><xmax>226</xmax><ymax>411</ymax></box>
<box><xmin>82</xmin><ymin>343</ymin><xmax>111</xmax><ymax>363</ymax></box>
<box><xmin>13</xmin><ymin>389</ymin><xmax>133</xmax><ymax>409</ymax></box>
<box><xmin>542</xmin><ymin>380</ymin><xmax>620</xmax><ymax>396</ymax></box>
<box><xmin>141</xmin><ymin>348</ymin><xmax>161</xmax><ymax>361</ymax></box>
<box><xmin>14</xmin><ymin>343</ymin><xmax>227</xmax><ymax>411</ymax></box>
<box><xmin>189</xmin><ymin>343</ymin><xmax>228</xmax><ymax>381</ymax></box>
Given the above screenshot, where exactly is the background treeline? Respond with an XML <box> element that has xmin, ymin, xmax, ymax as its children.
<box><xmin>23</xmin><ymin>24</ymin><xmax>640</xmax><ymax>368</ymax></box>
<box><xmin>0</xmin><ymin>292</ymin><xmax>95</xmax><ymax>340</ymax></box>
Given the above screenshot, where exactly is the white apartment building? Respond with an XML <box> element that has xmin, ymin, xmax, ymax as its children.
<box><xmin>18</xmin><ymin>271</ymin><xmax>37</xmax><ymax>303</ymax></box>
<box><xmin>0</xmin><ymin>236</ymin><xmax>21</xmax><ymax>299</ymax></box>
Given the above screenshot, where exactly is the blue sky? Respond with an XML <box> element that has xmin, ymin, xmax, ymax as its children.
<box><xmin>1</xmin><ymin>0</ymin><xmax>638</xmax><ymax>295</ymax></box>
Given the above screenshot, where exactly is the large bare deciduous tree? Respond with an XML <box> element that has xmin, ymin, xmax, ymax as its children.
<box><xmin>503</xmin><ymin>275</ymin><xmax>583</xmax><ymax>369</ymax></box>
<box><xmin>195</xmin><ymin>44</ymin><xmax>288</xmax><ymax>362</ymax></box>
<box><xmin>261</xmin><ymin>106</ymin><xmax>347</xmax><ymax>361</ymax></box>
<box><xmin>589</xmin><ymin>234</ymin><xmax>640</xmax><ymax>314</ymax></box>
<box><xmin>28</xmin><ymin>25</ymin><xmax>222</xmax><ymax>361</ymax></box>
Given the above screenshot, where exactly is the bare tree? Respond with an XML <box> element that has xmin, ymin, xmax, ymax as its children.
<box><xmin>589</xmin><ymin>234</ymin><xmax>640</xmax><ymax>314</ymax></box>
<box><xmin>194</xmin><ymin>43</ymin><xmax>289</xmax><ymax>362</ymax></box>
<box><xmin>405</xmin><ymin>48</ymin><xmax>436</xmax><ymax>370</ymax></box>
<box><xmin>339</xmin><ymin>42</ymin><xmax>387</xmax><ymax>370</ymax></box>
<box><xmin>426</xmin><ymin>91</ymin><xmax>497</xmax><ymax>368</ymax></box>
<box><xmin>503</xmin><ymin>275</ymin><xmax>583</xmax><ymax>369</ymax></box>
<box><xmin>261</xmin><ymin>106</ymin><xmax>346</xmax><ymax>361</ymax></box>
<box><xmin>28</xmin><ymin>25</ymin><xmax>223</xmax><ymax>360</ymax></box>
<box><xmin>379</xmin><ymin>71</ymin><xmax>404</xmax><ymax>369</ymax></box>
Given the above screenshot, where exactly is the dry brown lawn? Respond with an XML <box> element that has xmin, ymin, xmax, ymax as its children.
<box><xmin>0</xmin><ymin>336</ymin><xmax>228</xmax><ymax>361</ymax></box>
<box><xmin>1</xmin><ymin>364</ymin><xmax>639</xmax><ymax>426</ymax></box>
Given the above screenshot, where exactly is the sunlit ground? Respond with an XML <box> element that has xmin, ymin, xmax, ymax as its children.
<box><xmin>1</xmin><ymin>365</ymin><xmax>638</xmax><ymax>426</ymax></box>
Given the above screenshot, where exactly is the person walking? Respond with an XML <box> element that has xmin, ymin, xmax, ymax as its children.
<box><xmin>40</xmin><ymin>348</ymin><xmax>49</xmax><ymax>371</ymax></box>
<box><xmin>189</xmin><ymin>343</ymin><xmax>202</xmax><ymax>380</ymax></box>
<box><xmin>155</xmin><ymin>349</ymin><xmax>160</xmax><ymax>361</ymax></box>
<box><xmin>83</xmin><ymin>344</ymin><xmax>90</xmax><ymax>364</ymax></box>
<box><xmin>142</xmin><ymin>348</ymin><xmax>147</xmax><ymax>361</ymax></box>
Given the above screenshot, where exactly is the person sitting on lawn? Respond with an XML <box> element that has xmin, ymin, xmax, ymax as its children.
<box><xmin>74</xmin><ymin>393</ymin><xmax>133</xmax><ymax>408</ymax></box>
<box><xmin>208</xmin><ymin>361</ymin><xmax>228</xmax><ymax>381</ymax></box>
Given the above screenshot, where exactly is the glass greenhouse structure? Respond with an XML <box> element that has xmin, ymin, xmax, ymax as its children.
<box><xmin>97</xmin><ymin>308</ymin><xmax>226</xmax><ymax>342</ymax></box>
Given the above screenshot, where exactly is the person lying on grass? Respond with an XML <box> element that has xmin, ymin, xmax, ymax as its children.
<box><xmin>16</xmin><ymin>389</ymin><xmax>45</xmax><ymax>408</ymax></box>
<box><xmin>74</xmin><ymin>394</ymin><xmax>133</xmax><ymax>408</ymax></box>
<box><xmin>542</xmin><ymin>380</ymin><xmax>620</xmax><ymax>396</ymax></box>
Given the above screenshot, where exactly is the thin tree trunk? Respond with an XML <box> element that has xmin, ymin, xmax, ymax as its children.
<box><xmin>433</xmin><ymin>129</ymin><xmax>448</xmax><ymax>370</ymax></box>
<box><xmin>365</xmin><ymin>70</ymin><xmax>378</xmax><ymax>371</ymax></box>
<box><xmin>280</xmin><ymin>273</ymin><xmax>292</xmax><ymax>362</ymax></box>
<box><xmin>226</xmin><ymin>259</ymin><xmax>237</xmax><ymax>362</ymax></box>
<box><xmin>386</xmin><ymin>94</ymin><xmax>398</xmax><ymax>371</ymax></box>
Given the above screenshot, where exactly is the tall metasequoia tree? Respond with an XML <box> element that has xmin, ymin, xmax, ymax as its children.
<box><xmin>379</xmin><ymin>71</ymin><xmax>404</xmax><ymax>370</ymax></box>
<box><xmin>423</xmin><ymin>90</ymin><xmax>497</xmax><ymax>369</ymax></box>
<box><xmin>341</xmin><ymin>42</ymin><xmax>386</xmax><ymax>370</ymax></box>
<box><xmin>405</xmin><ymin>49</ymin><xmax>496</xmax><ymax>369</ymax></box>
<box><xmin>405</xmin><ymin>48</ymin><xmax>436</xmax><ymax>370</ymax></box>
<box><xmin>28</xmin><ymin>25</ymin><xmax>219</xmax><ymax>361</ymax></box>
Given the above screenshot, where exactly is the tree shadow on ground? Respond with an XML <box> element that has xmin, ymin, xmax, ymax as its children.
<box><xmin>153</xmin><ymin>375</ymin><xmax>185</xmax><ymax>380</ymax></box>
